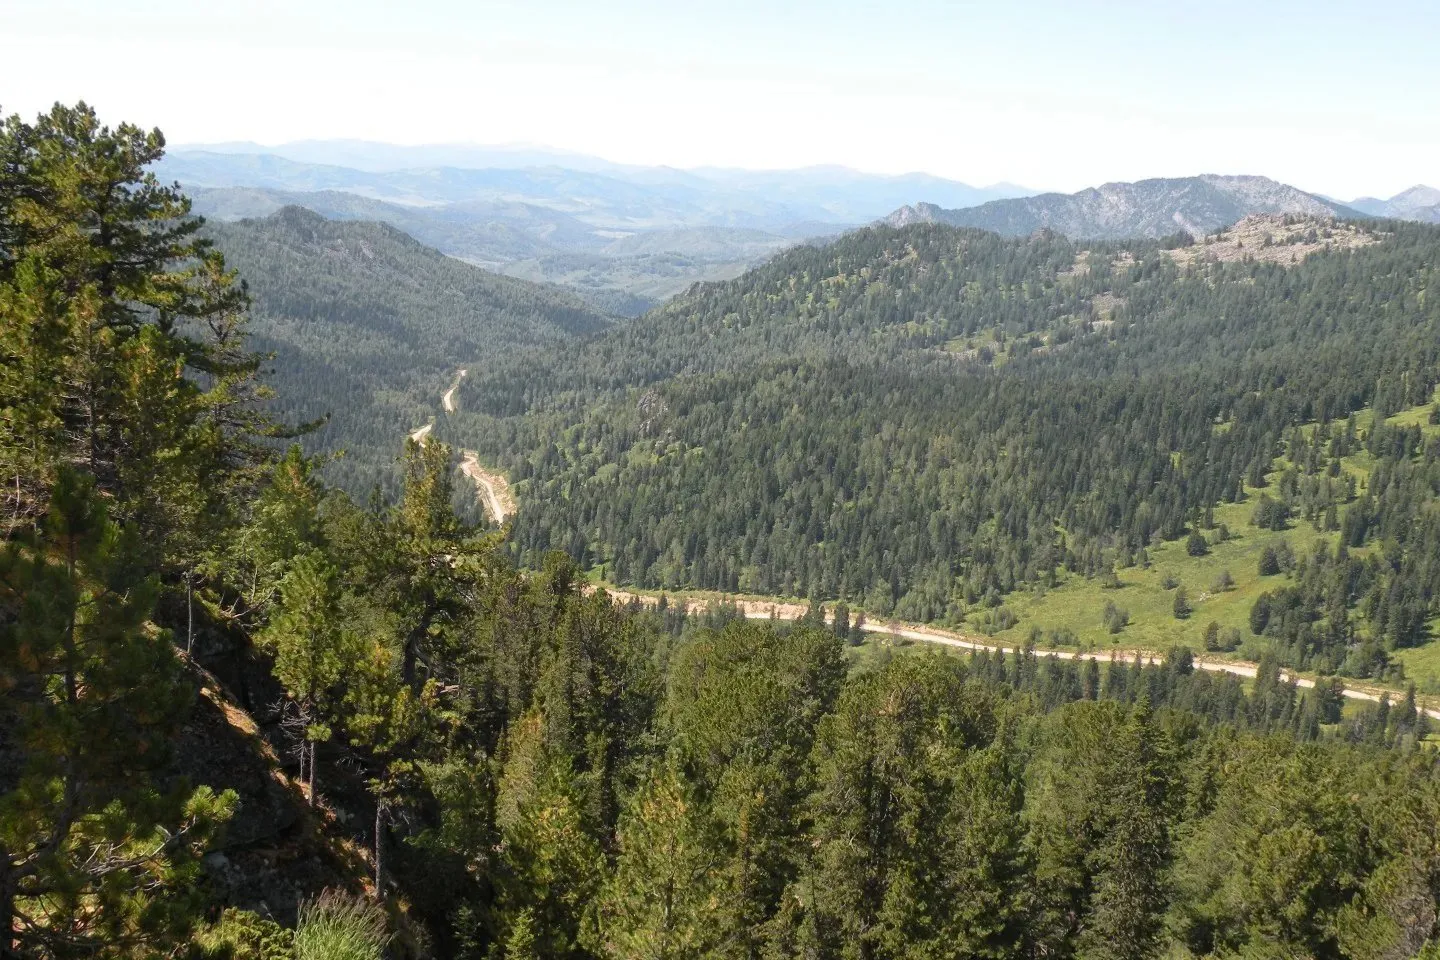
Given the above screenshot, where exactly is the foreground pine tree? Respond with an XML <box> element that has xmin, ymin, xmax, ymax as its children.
<box><xmin>0</xmin><ymin>101</ymin><xmax>269</xmax><ymax>960</ymax></box>
<box><xmin>0</xmin><ymin>471</ymin><xmax>234</xmax><ymax>957</ymax></box>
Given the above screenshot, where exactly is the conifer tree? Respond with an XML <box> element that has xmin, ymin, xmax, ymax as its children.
<box><xmin>260</xmin><ymin>550</ymin><xmax>360</xmax><ymax>806</ymax></box>
<box><xmin>1078</xmin><ymin>700</ymin><xmax>1173</xmax><ymax>960</ymax></box>
<box><xmin>231</xmin><ymin>445</ymin><xmax>326</xmax><ymax>618</ymax></box>
<box><xmin>937</xmin><ymin>729</ymin><xmax>1031</xmax><ymax>957</ymax></box>
<box><xmin>590</xmin><ymin>761</ymin><xmax>728</xmax><ymax>960</ymax></box>
<box><xmin>0</xmin><ymin>103</ymin><xmax>269</xmax><ymax>560</ymax></box>
<box><xmin>0</xmin><ymin>471</ymin><xmax>234</xmax><ymax>957</ymax></box>
<box><xmin>491</xmin><ymin>711</ymin><xmax>603</xmax><ymax>960</ymax></box>
<box><xmin>389</xmin><ymin>437</ymin><xmax>467</xmax><ymax>690</ymax></box>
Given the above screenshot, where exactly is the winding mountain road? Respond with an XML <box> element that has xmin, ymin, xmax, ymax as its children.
<box><xmin>443</xmin><ymin>369</ymin><xmax>467</xmax><ymax>413</ymax></box>
<box><xmin>459</xmin><ymin>450</ymin><xmax>513</xmax><ymax>525</ymax></box>
<box><xmin>409</xmin><ymin>369</ymin><xmax>515</xmax><ymax>524</ymax></box>
<box><xmin>598</xmin><ymin>588</ymin><xmax>1440</xmax><ymax>720</ymax></box>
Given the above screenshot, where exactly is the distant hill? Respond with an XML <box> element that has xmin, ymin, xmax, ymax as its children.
<box><xmin>171</xmin><ymin>141</ymin><xmax>1031</xmax><ymax>221</ymax></box>
<box><xmin>168</xmin><ymin>147</ymin><xmax>1035</xmax><ymax>312</ymax></box>
<box><xmin>189</xmin><ymin>186</ymin><xmax>796</xmax><ymax>315</ymax></box>
<box><xmin>886</xmin><ymin>175</ymin><xmax>1360</xmax><ymax>239</ymax></box>
<box><xmin>205</xmin><ymin>206</ymin><xmax>612</xmax><ymax>496</ymax></box>
<box><xmin>165</xmin><ymin>153</ymin><xmax>748</xmax><ymax>228</ymax></box>
<box><xmin>1347</xmin><ymin>185</ymin><xmax>1440</xmax><ymax>223</ymax></box>
<box><xmin>191</xmin><ymin>186</ymin><xmax>594</xmax><ymax>260</ymax></box>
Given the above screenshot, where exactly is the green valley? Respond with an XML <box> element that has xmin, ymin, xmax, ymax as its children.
<box><xmin>445</xmin><ymin>214</ymin><xmax>1440</xmax><ymax>688</ymax></box>
<box><xmin>990</xmin><ymin>392</ymin><xmax>1440</xmax><ymax>688</ymax></box>
<box><xmin>203</xmin><ymin>207</ymin><xmax>614</xmax><ymax>496</ymax></box>
<box><xmin>10</xmin><ymin>96</ymin><xmax>1440</xmax><ymax>960</ymax></box>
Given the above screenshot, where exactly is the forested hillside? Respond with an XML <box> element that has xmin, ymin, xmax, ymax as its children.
<box><xmin>10</xmin><ymin>101</ymin><xmax>1440</xmax><ymax>960</ymax></box>
<box><xmin>205</xmin><ymin>207</ymin><xmax>612</xmax><ymax>495</ymax></box>
<box><xmin>448</xmin><ymin>214</ymin><xmax>1440</xmax><ymax>684</ymax></box>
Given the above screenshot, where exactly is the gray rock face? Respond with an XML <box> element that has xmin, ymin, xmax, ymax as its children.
<box><xmin>886</xmin><ymin>175</ymin><xmax>1361</xmax><ymax>239</ymax></box>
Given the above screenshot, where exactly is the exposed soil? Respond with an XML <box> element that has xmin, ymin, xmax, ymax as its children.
<box><xmin>459</xmin><ymin>450</ymin><xmax>514</xmax><ymax>524</ymax></box>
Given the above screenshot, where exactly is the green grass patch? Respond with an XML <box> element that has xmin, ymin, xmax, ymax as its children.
<box><xmin>992</xmin><ymin>482</ymin><xmax>1330</xmax><ymax>657</ymax></box>
<box><xmin>989</xmin><ymin>394</ymin><xmax>1440</xmax><ymax>675</ymax></box>
<box><xmin>1392</xmin><ymin>619</ymin><xmax>1440</xmax><ymax>694</ymax></box>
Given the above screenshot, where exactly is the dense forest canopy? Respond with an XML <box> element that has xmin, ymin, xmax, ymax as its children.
<box><xmin>6</xmin><ymin>102</ymin><xmax>1440</xmax><ymax>960</ymax></box>
<box><xmin>444</xmin><ymin>215</ymin><xmax>1440</xmax><ymax>682</ymax></box>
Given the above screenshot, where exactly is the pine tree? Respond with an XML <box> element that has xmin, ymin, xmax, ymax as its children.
<box><xmin>1027</xmin><ymin>700</ymin><xmax>1175</xmax><ymax>959</ymax></box>
<box><xmin>1078</xmin><ymin>700</ymin><xmax>1174</xmax><ymax>960</ymax></box>
<box><xmin>793</xmin><ymin>656</ymin><xmax>987</xmax><ymax>958</ymax></box>
<box><xmin>590</xmin><ymin>762</ymin><xmax>728</xmax><ymax>959</ymax></box>
<box><xmin>0</xmin><ymin>471</ymin><xmax>234</xmax><ymax>956</ymax></box>
<box><xmin>0</xmin><ymin>103</ymin><xmax>270</xmax><ymax>562</ymax></box>
<box><xmin>260</xmin><ymin>550</ymin><xmax>361</xmax><ymax>806</ymax></box>
<box><xmin>1258</xmin><ymin>546</ymin><xmax>1280</xmax><ymax>577</ymax></box>
<box><xmin>492</xmin><ymin>711</ymin><xmax>603</xmax><ymax>960</ymax></box>
<box><xmin>1172</xmin><ymin>586</ymin><xmax>1191</xmax><ymax>620</ymax></box>
<box><xmin>504</xmin><ymin>909</ymin><xmax>539</xmax><ymax>960</ymax></box>
<box><xmin>390</xmin><ymin>437</ymin><xmax>467</xmax><ymax>690</ymax></box>
<box><xmin>230</xmin><ymin>445</ymin><xmax>326</xmax><ymax>617</ymax></box>
<box><xmin>938</xmin><ymin>730</ymin><xmax>1031</xmax><ymax>957</ymax></box>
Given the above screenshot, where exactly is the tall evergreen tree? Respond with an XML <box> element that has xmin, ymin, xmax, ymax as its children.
<box><xmin>590</xmin><ymin>761</ymin><xmax>729</xmax><ymax>960</ymax></box>
<box><xmin>259</xmin><ymin>550</ymin><xmax>361</xmax><ymax>806</ymax></box>
<box><xmin>0</xmin><ymin>472</ymin><xmax>233</xmax><ymax>957</ymax></box>
<box><xmin>490</xmin><ymin>711</ymin><xmax>603</xmax><ymax>960</ymax></box>
<box><xmin>0</xmin><ymin>103</ymin><xmax>269</xmax><ymax>562</ymax></box>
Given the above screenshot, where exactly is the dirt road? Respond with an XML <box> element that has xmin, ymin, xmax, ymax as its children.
<box><xmin>596</xmin><ymin>587</ymin><xmax>1440</xmax><ymax>720</ymax></box>
<box><xmin>408</xmin><ymin>370</ymin><xmax>514</xmax><ymax>525</ymax></box>
<box><xmin>442</xmin><ymin>369</ymin><xmax>467</xmax><ymax>413</ymax></box>
<box><xmin>459</xmin><ymin>450</ymin><xmax>514</xmax><ymax>524</ymax></box>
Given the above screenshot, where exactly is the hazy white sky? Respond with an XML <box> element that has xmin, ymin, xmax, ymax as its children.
<box><xmin>3</xmin><ymin>0</ymin><xmax>1436</xmax><ymax>198</ymax></box>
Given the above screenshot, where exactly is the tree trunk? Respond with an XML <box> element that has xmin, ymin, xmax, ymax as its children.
<box><xmin>307</xmin><ymin>740</ymin><xmax>317</xmax><ymax>808</ymax></box>
<box><xmin>1</xmin><ymin>855</ymin><xmax>16</xmax><ymax>960</ymax></box>
<box><xmin>401</xmin><ymin>607</ymin><xmax>433</xmax><ymax>691</ymax></box>
<box><xmin>185</xmin><ymin>571</ymin><xmax>194</xmax><ymax>655</ymax></box>
<box><xmin>373</xmin><ymin>803</ymin><xmax>384</xmax><ymax>895</ymax></box>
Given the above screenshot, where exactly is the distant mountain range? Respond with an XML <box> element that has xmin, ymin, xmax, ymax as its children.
<box><xmin>162</xmin><ymin>144</ymin><xmax>1030</xmax><ymax>229</ymax></box>
<box><xmin>886</xmin><ymin>175</ymin><xmax>1363</xmax><ymax>239</ymax></box>
<box><xmin>170</xmin><ymin>144</ymin><xmax>1026</xmax><ymax>312</ymax></box>
<box><xmin>175</xmin><ymin>144</ymin><xmax>1431</xmax><ymax>310</ymax></box>
<box><xmin>1345</xmin><ymin>185</ymin><xmax>1440</xmax><ymax>223</ymax></box>
<box><xmin>187</xmin><ymin>185</ymin><xmax>806</xmax><ymax>315</ymax></box>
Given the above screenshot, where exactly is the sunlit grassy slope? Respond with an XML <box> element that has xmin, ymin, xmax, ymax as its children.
<box><xmin>987</xmin><ymin>391</ymin><xmax>1440</xmax><ymax>689</ymax></box>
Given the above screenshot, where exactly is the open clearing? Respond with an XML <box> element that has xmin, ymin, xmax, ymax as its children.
<box><xmin>990</xmin><ymin>390</ymin><xmax>1440</xmax><ymax>689</ymax></box>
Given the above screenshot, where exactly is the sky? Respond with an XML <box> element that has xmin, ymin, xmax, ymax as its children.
<box><xmin>2</xmin><ymin>0</ymin><xmax>1436</xmax><ymax>199</ymax></box>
